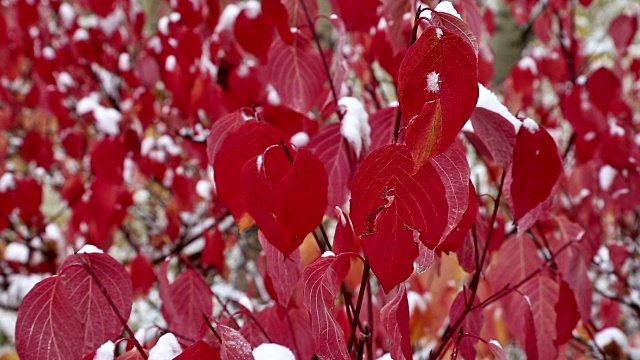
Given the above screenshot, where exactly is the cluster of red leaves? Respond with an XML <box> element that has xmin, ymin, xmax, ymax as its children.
<box><xmin>2</xmin><ymin>0</ymin><xmax>640</xmax><ymax>359</ymax></box>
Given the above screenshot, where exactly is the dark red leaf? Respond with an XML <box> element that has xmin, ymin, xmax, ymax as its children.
<box><xmin>350</xmin><ymin>144</ymin><xmax>448</xmax><ymax>292</ymax></box>
<box><xmin>555</xmin><ymin>280</ymin><xmax>580</xmax><ymax>346</ymax></box>
<box><xmin>206</xmin><ymin>110</ymin><xmax>246</xmax><ymax>168</ymax></box>
<box><xmin>438</xmin><ymin>181</ymin><xmax>478</xmax><ymax>253</ymax></box>
<box><xmin>511</xmin><ymin>121</ymin><xmax>561</xmax><ymax>221</ymax></box>
<box><xmin>266</xmin><ymin>33</ymin><xmax>324</xmax><ymax>114</ymax></box>
<box><xmin>329</xmin><ymin>0</ymin><xmax>380</xmax><ymax>32</ymax></box>
<box><xmin>16</xmin><ymin>277</ymin><xmax>85</xmax><ymax>360</ymax></box>
<box><xmin>202</xmin><ymin>229</ymin><xmax>226</xmax><ymax>274</ymax></box>
<box><xmin>302</xmin><ymin>254</ymin><xmax>350</xmax><ymax>359</ymax></box>
<box><xmin>398</xmin><ymin>22</ymin><xmax>478</xmax><ymax>168</ymax></box>
<box><xmin>586</xmin><ymin>67</ymin><xmax>621</xmax><ymax>115</ymax></box>
<box><xmin>380</xmin><ymin>284</ymin><xmax>412</xmax><ymax>360</ymax></box>
<box><xmin>258</xmin><ymin>230</ymin><xmax>301</xmax><ymax>305</ymax></box>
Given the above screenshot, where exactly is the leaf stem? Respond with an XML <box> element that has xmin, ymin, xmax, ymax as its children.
<box><xmin>347</xmin><ymin>262</ymin><xmax>370</xmax><ymax>352</ymax></box>
<box><xmin>74</xmin><ymin>254</ymin><xmax>148</xmax><ymax>359</ymax></box>
<box><xmin>203</xmin><ymin>314</ymin><xmax>223</xmax><ymax>343</ymax></box>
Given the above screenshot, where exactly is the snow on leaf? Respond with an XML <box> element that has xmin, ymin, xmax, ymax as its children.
<box><xmin>398</xmin><ymin>21</ymin><xmax>478</xmax><ymax>169</ymax></box>
<box><xmin>148</xmin><ymin>333</ymin><xmax>182</xmax><ymax>360</ymax></box>
<box><xmin>511</xmin><ymin>124</ymin><xmax>561</xmax><ymax>221</ymax></box>
<box><xmin>380</xmin><ymin>284</ymin><xmax>412</xmax><ymax>360</ymax></box>
<box><xmin>350</xmin><ymin>144</ymin><xmax>448</xmax><ymax>292</ymax></box>
<box><xmin>266</xmin><ymin>33</ymin><xmax>324</xmax><ymax>114</ymax></box>
<box><xmin>252</xmin><ymin>344</ymin><xmax>295</xmax><ymax>360</ymax></box>
<box><xmin>488</xmin><ymin>339</ymin><xmax>508</xmax><ymax>360</ymax></box>
<box><xmin>339</xmin><ymin>97</ymin><xmax>371</xmax><ymax>159</ymax></box>
<box><xmin>16</xmin><ymin>277</ymin><xmax>84</xmax><ymax>360</ymax></box>
<box><xmin>59</xmin><ymin>253</ymin><xmax>134</xmax><ymax>355</ymax></box>
<box><xmin>302</xmin><ymin>255</ymin><xmax>350</xmax><ymax>359</ymax></box>
<box><xmin>308</xmin><ymin>123</ymin><xmax>352</xmax><ymax>214</ymax></box>
<box><xmin>257</xmin><ymin>231</ymin><xmax>301</xmax><ymax>305</ymax></box>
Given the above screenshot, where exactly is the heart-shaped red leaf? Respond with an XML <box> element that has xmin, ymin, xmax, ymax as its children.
<box><xmin>242</xmin><ymin>145</ymin><xmax>328</xmax><ymax>257</ymax></box>
<box><xmin>350</xmin><ymin>144</ymin><xmax>448</xmax><ymax>292</ymax></box>
<box><xmin>398</xmin><ymin>20</ymin><xmax>478</xmax><ymax>168</ymax></box>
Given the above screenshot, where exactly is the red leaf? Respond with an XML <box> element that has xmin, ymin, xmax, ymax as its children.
<box><xmin>503</xmin><ymin>291</ymin><xmax>538</xmax><ymax>360</ymax></box>
<box><xmin>329</xmin><ymin>0</ymin><xmax>380</xmax><ymax>32</ymax></box>
<box><xmin>488</xmin><ymin>235</ymin><xmax>543</xmax><ymax>294</ymax></box>
<box><xmin>281</xmin><ymin>0</ymin><xmax>317</xmax><ymax>28</ymax></box>
<box><xmin>431</xmin><ymin>140</ymin><xmax>470</xmax><ymax>245</ymax></box>
<box><xmin>449</xmin><ymin>288</ymin><xmax>483</xmax><ymax>359</ymax></box>
<box><xmin>158</xmin><ymin>260</ymin><xmax>213</xmax><ymax>341</ymax></box>
<box><xmin>519</xmin><ymin>272</ymin><xmax>559</xmax><ymax>360</ymax></box>
<box><xmin>510</xmin><ymin>121</ymin><xmax>561</xmax><ymax>221</ymax></box>
<box><xmin>350</xmin><ymin>144</ymin><xmax>448</xmax><ymax>292</ymax></box>
<box><xmin>302</xmin><ymin>255</ymin><xmax>350</xmax><ymax>359</ymax></box>
<box><xmin>266</xmin><ymin>33</ymin><xmax>325</xmax><ymax>114</ymax></box>
<box><xmin>242</xmin><ymin>305</ymin><xmax>315</xmax><ymax>359</ymax></box>
<box><xmin>438</xmin><ymin>181</ymin><xmax>478</xmax><ymax>253</ymax></box>
<box><xmin>262</xmin><ymin>0</ymin><xmax>294</xmax><ymax>44</ymax></box>
<box><xmin>586</xmin><ymin>67</ymin><xmax>621</xmax><ymax>115</ymax></box>
<box><xmin>308</xmin><ymin>123</ymin><xmax>351</xmax><ymax>214</ymax></box>
<box><xmin>243</xmin><ymin>145</ymin><xmax>328</xmax><ymax>257</ymax></box>
<box><xmin>175</xmin><ymin>340</ymin><xmax>220</xmax><ymax>360</ymax></box>
<box><xmin>129</xmin><ymin>254</ymin><xmax>157</xmax><ymax>297</ymax></box>
<box><xmin>369</xmin><ymin>105</ymin><xmax>399</xmax><ymax>152</ymax></box>
<box><xmin>551</xmin><ymin>216</ymin><xmax>592</xmax><ymax>323</ymax></box>
<box><xmin>609</xmin><ymin>13</ymin><xmax>638</xmax><ymax>55</ymax></box>
<box><xmin>206</xmin><ymin>111</ymin><xmax>246</xmax><ymax>168</ymax></box>
<box><xmin>468</xmin><ymin>107</ymin><xmax>517</xmax><ymax>167</ymax></box>
<box><xmin>398</xmin><ymin>19</ymin><xmax>478</xmax><ymax>168</ymax></box>
<box><xmin>333</xmin><ymin>207</ymin><xmax>358</xmax><ymax>254</ymax></box>
<box><xmin>234</xmin><ymin>7</ymin><xmax>275</xmax><ymax>61</ymax></box>
<box><xmin>218</xmin><ymin>324</ymin><xmax>254</xmax><ymax>360</ymax></box>
<box><xmin>16</xmin><ymin>277</ymin><xmax>85</xmax><ymax>360</ymax></box>
<box><xmin>380</xmin><ymin>284</ymin><xmax>412</xmax><ymax>360</ymax></box>
<box><xmin>214</xmin><ymin>121</ymin><xmax>283</xmax><ymax>228</ymax></box>
<box><xmin>60</xmin><ymin>253</ymin><xmax>134</xmax><ymax>355</ymax></box>
<box><xmin>202</xmin><ymin>229</ymin><xmax>226</xmax><ymax>274</ymax></box>
<box><xmin>555</xmin><ymin>281</ymin><xmax>580</xmax><ymax>346</ymax></box>
<box><xmin>258</xmin><ymin>230</ymin><xmax>301</xmax><ymax>305</ymax></box>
